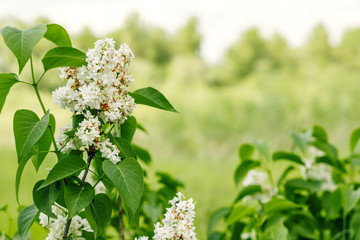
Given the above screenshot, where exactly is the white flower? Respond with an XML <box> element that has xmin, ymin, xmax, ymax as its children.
<box><xmin>300</xmin><ymin>147</ymin><xmax>337</xmax><ymax>191</ymax></box>
<box><xmin>39</xmin><ymin>204</ymin><xmax>92</xmax><ymax>240</ymax></box>
<box><xmin>243</xmin><ymin>170</ymin><xmax>267</xmax><ymax>186</ymax></box>
<box><xmin>153</xmin><ymin>192</ymin><xmax>197</xmax><ymax>240</ymax></box>
<box><xmin>53</xmin><ymin>38</ymin><xmax>136</xmax><ymax>124</ymax></box>
<box><xmin>242</xmin><ymin>170</ymin><xmax>277</xmax><ymax>203</ymax></box>
<box><xmin>99</xmin><ymin>138</ymin><xmax>121</xmax><ymax>164</ymax></box>
<box><xmin>135</xmin><ymin>237</ymin><xmax>149</xmax><ymax>240</ymax></box>
<box><xmin>75</xmin><ymin>113</ymin><xmax>101</xmax><ymax>146</ymax></box>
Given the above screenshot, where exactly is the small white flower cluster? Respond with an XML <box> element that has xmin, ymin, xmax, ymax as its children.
<box><xmin>53</xmin><ymin>38</ymin><xmax>135</xmax><ymax>164</ymax></box>
<box><xmin>153</xmin><ymin>192</ymin><xmax>197</xmax><ymax>240</ymax></box>
<box><xmin>39</xmin><ymin>205</ymin><xmax>92</xmax><ymax>240</ymax></box>
<box><xmin>53</xmin><ymin>38</ymin><xmax>135</xmax><ymax>123</ymax></box>
<box><xmin>242</xmin><ymin>170</ymin><xmax>278</xmax><ymax>204</ymax></box>
<box><xmin>301</xmin><ymin>147</ymin><xmax>337</xmax><ymax>191</ymax></box>
<box><xmin>136</xmin><ymin>192</ymin><xmax>197</xmax><ymax>240</ymax></box>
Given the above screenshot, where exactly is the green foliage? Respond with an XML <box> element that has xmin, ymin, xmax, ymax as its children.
<box><xmin>64</xmin><ymin>181</ymin><xmax>95</xmax><ymax>218</ymax></box>
<box><xmin>0</xmin><ymin>24</ymin><xmax>47</xmax><ymax>74</ymax></box>
<box><xmin>41</xmin><ymin>47</ymin><xmax>87</xmax><ymax>72</ymax></box>
<box><xmin>85</xmin><ymin>194</ymin><xmax>112</xmax><ymax>237</ymax></box>
<box><xmin>33</xmin><ymin>180</ymin><xmax>60</xmax><ymax>218</ymax></box>
<box><xmin>0</xmin><ymin>73</ymin><xmax>19</xmax><ymax>113</ymax></box>
<box><xmin>43</xmin><ymin>24</ymin><xmax>72</xmax><ymax>47</ymax></box>
<box><xmin>102</xmin><ymin>159</ymin><xmax>143</xmax><ymax>214</ymax></box>
<box><xmin>17</xmin><ymin>204</ymin><xmax>39</xmax><ymax>240</ymax></box>
<box><xmin>130</xmin><ymin>87</ymin><xmax>178</xmax><ymax>113</ymax></box>
<box><xmin>209</xmin><ymin>125</ymin><xmax>360</xmax><ymax>240</ymax></box>
<box><xmin>40</xmin><ymin>155</ymin><xmax>87</xmax><ymax>189</ymax></box>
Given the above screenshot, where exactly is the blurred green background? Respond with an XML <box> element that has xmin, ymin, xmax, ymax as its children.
<box><xmin>1</xmin><ymin>15</ymin><xmax>360</xmax><ymax>238</ymax></box>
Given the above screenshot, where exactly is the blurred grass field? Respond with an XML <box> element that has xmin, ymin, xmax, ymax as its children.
<box><xmin>1</xmin><ymin>17</ymin><xmax>360</xmax><ymax>239</ymax></box>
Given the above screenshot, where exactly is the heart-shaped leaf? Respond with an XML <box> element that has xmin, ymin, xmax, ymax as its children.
<box><xmin>1</xmin><ymin>24</ymin><xmax>47</xmax><ymax>74</ymax></box>
<box><xmin>42</xmin><ymin>47</ymin><xmax>87</xmax><ymax>72</ymax></box>
<box><xmin>65</xmin><ymin>181</ymin><xmax>95</xmax><ymax>218</ymax></box>
<box><xmin>0</xmin><ymin>73</ymin><xmax>19</xmax><ymax>114</ymax></box>
<box><xmin>130</xmin><ymin>87</ymin><xmax>178</xmax><ymax>113</ymax></box>
<box><xmin>85</xmin><ymin>194</ymin><xmax>112</xmax><ymax>237</ymax></box>
<box><xmin>102</xmin><ymin>159</ymin><xmax>143</xmax><ymax>214</ymax></box>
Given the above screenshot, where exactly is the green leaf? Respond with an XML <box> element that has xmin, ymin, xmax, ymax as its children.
<box><xmin>285</xmin><ymin>178</ymin><xmax>321</xmax><ymax>192</ymax></box>
<box><xmin>291</xmin><ymin>129</ymin><xmax>312</xmax><ymax>153</ymax></box>
<box><xmin>31</xmin><ymin>114</ymin><xmax>56</xmax><ymax>171</ymax></box>
<box><xmin>156</xmin><ymin>171</ymin><xmax>184</xmax><ymax>189</ymax></box>
<box><xmin>341</xmin><ymin>185</ymin><xmax>360</xmax><ymax>216</ymax></box>
<box><xmin>65</xmin><ymin>181</ymin><xmax>95</xmax><ymax>218</ymax></box>
<box><xmin>40</xmin><ymin>155</ymin><xmax>87</xmax><ymax>189</ymax></box>
<box><xmin>312</xmin><ymin>125</ymin><xmax>328</xmax><ymax>143</ymax></box>
<box><xmin>316</xmin><ymin>156</ymin><xmax>346</xmax><ymax>173</ymax></box>
<box><xmin>277</xmin><ymin>165</ymin><xmax>295</xmax><ymax>186</ymax></box>
<box><xmin>14</xmin><ymin>110</ymin><xmax>50</xmax><ymax>163</ymax></box>
<box><xmin>33</xmin><ymin>180</ymin><xmax>60</xmax><ymax>218</ymax></box>
<box><xmin>238</xmin><ymin>143</ymin><xmax>255</xmax><ymax>162</ymax></box>
<box><xmin>72</xmin><ymin>114</ymin><xmax>85</xmax><ymax>128</ymax></box>
<box><xmin>267</xmin><ymin>218</ymin><xmax>288</xmax><ymax>240</ymax></box>
<box><xmin>85</xmin><ymin>194</ymin><xmax>112</xmax><ymax>236</ymax></box>
<box><xmin>0</xmin><ymin>24</ymin><xmax>47</xmax><ymax>74</ymax></box>
<box><xmin>42</xmin><ymin>47</ymin><xmax>87</xmax><ymax>72</ymax></box>
<box><xmin>109</xmin><ymin>135</ymin><xmax>135</xmax><ymax>159</ymax></box>
<box><xmin>121</xmin><ymin>116</ymin><xmax>137</xmax><ymax>142</ymax></box>
<box><xmin>234</xmin><ymin>160</ymin><xmax>260</xmax><ymax>186</ymax></box>
<box><xmin>44</xmin><ymin>24</ymin><xmax>72</xmax><ymax>47</ymax></box>
<box><xmin>16</xmin><ymin>155</ymin><xmax>34</xmax><ymax>203</ymax></box>
<box><xmin>208</xmin><ymin>207</ymin><xmax>231</xmax><ymax>233</ymax></box>
<box><xmin>132</xmin><ymin>144</ymin><xmax>152</xmax><ymax>165</ymax></box>
<box><xmin>130</xmin><ymin>87</ymin><xmax>178</xmax><ymax>113</ymax></box>
<box><xmin>226</xmin><ymin>204</ymin><xmax>257</xmax><ymax>225</ymax></box>
<box><xmin>264</xmin><ymin>198</ymin><xmax>302</xmax><ymax>214</ymax></box>
<box><xmin>350</xmin><ymin>127</ymin><xmax>360</xmax><ymax>153</ymax></box>
<box><xmin>272</xmin><ymin>151</ymin><xmax>303</xmax><ymax>165</ymax></box>
<box><xmin>143</xmin><ymin>201</ymin><xmax>162</xmax><ymax>223</ymax></box>
<box><xmin>17</xmin><ymin>204</ymin><xmax>39</xmax><ymax>240</ymax></box>
<box><xmin>234</xmin><ymin>185</ymin><xmax>262</xmax><ymax>203</ymax></box>
<box><xmin>0</xmin><ymin>73</ymin><xmax>19</xmax><ymax>114</ymax></box>
<box><xmin>102</xmin><ymin>159</ymin><xmax>143</xmax><ymax>214</ymax></box>
<box><xmin>311</xmin><ymin>140</ymin><xmax>338</xmax><ymax>161</ymax></box>
<box><xmin>254</xmin><ymin>140</ymin><xmax>270</xmax><ymax>160</ymax></box>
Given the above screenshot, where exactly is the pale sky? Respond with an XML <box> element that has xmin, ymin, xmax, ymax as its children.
<box><xmin>1</xmin><ymin>0</ymin><xmax>360</xmax><ymax>63</ymax></box>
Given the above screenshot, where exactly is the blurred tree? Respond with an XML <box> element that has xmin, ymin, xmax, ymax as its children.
<box><xmin>265</xmin><ymin>32</ymin><xmax>289</xmax><ymax>70</ymax></box>
<box><xmin>171</xmin><ymin>17</ymin><xmax>201</xmax><ymax>56</ymax></box>
<box><xmin>306</xmin><ymin>24</ymin><xmax>332</xmax><ymax>67</ymax></box>
<box><xmin>215</xmin><ymin>28</ymin><xmax>266</xmax><ymax>84</ymax></box>
<box><xmin>337</xmin><ymin>28</ymin><xmax>360</xmax><ymax>69</ymax></box>
<box><xmin>110</xmin><ymin>14</ymin><xmax>171</xmax><ymax>66</ymax></box>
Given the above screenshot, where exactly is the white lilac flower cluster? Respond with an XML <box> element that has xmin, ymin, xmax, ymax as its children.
<box><xmin>300</xmin><ymin>146</ymin><xmax>337</xmax><ymax>191</ymax></box>
<box><xmin>39</xmin><ymin>205</ymin><xmax>92</xmax><ymax>240</ymax></box>
<box><xmin>136</xmin><ymin>192</ymin><xmax>197</xmax><ymax>240</ymax></box>
<box><xmin>53</xmin><ymin>38</ymin><xmax>136</xmax><ymax>164</ymax></box>
<box><xmin>242</xmin><ymin>170</ymin><xmax>278</xmax><ymax>204</ymax></box>
<box><xmin>153</xmin><ymin>192</ymin><xmax>197</xmax><ymax>240</ymax></box>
